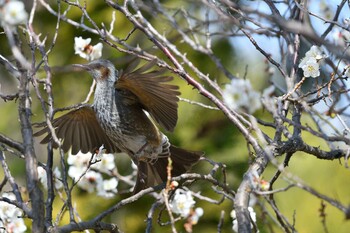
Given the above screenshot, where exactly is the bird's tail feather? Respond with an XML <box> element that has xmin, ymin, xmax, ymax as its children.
<box><xmin>133</xmin><ymin>145</ymin><xmax>202</xmax><ymax>193</ymax></box>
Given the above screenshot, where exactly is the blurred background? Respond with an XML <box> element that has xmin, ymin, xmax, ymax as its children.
<box><xmin>0</xmin><ymin>0</ymin><xmax>350</xmax><ymax>232</ymax></box>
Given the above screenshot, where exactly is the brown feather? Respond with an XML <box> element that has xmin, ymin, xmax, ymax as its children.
<box><xmin>34</xmin><ymin>106</ymin><xmax>119</xmax><ymax>154</ymax></box>
<box><xmin>116</xmin><ymin>61</ymin><xmax>180</xmax><ymax>132</ymax></box>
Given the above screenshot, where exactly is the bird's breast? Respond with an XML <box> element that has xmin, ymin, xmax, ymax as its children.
<box><xmin>93</xmin><ymin>99</ymin><xmax>162</xmax><ymax>156</ymax></box>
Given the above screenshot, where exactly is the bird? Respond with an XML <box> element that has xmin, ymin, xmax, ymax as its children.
<box><xmin>35</xmin><ymin>59</ymin><xmax>202</xmax><ymax>193</ymax></box>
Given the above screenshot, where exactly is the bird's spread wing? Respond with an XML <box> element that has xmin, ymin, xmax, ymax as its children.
<box><xmin>115</xmin><ymin>60</ymin><xmax>180</xmax><ymax>132</ymax></box>
<box><xmin>34</xmin><ymin>106</ymin><xmax>120</xmax><ymax>154</ymax></box>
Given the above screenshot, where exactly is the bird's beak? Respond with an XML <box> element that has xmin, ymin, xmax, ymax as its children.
<box><xmin>72</xmin><ymin>64</ymin><xmax>91</xmax><ymax>72</ymax></box>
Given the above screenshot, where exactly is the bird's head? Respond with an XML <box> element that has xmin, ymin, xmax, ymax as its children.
<box><xmin>73</xmin><ymin>59</ymin><xmax>118</xmax><ymax>83</ymax></box>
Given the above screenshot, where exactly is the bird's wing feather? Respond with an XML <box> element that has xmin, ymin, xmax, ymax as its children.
<box><xmin>115</xmin><ymin>60</ymin><xmax>180</xmax><ymax>132</ymax></box>
<box><xmin>34</xmin><ymin>106</ymin><xmax>120</xmax><ymax>154</ymax></box>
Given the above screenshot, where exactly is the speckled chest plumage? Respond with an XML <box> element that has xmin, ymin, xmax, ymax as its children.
<box><xmin>92</xmin><ymin>82</ymin><xmax>164</xmax><ymax>160</ymax></box>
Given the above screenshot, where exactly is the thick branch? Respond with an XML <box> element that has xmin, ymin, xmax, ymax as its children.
<box><xmin>234</xmin><ymin>153</ymin><xmax>269</xmax><ymax>233</ymax></box>
<box><xmin>17</xmin><ymin>51</ymin><xmax>45</xmax><ymax>232</ymax></box>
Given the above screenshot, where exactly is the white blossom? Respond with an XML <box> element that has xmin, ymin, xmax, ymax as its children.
<box><xmin>68</xmin><ymin>150</ymin><xmax>116</xmax><ymax>178</ymax></box>
<box><xmin>0</xmin><ymin>193</ymin><xmax>27</xmax><ymax>233</ymax></box>
<box><xmin>74</xmin><ymin>36</ymin><xmax>103</xmax><ymax>61</ymax></box>
<box><xmin>298</xmin><ymin>45</ymin><xmax>325</xmax><ymax>68</ymax></box>
<box><xmin>37</xmin><ymin>166</ymin><xmax>48</xmax><ymax>189</ymax></box>
<box><xmin>68</xmin><ymin>165</ymin><xmax>86</xmax><ymax>181</ymax></box>
<box><xmin>89</xmin><ymin>42</ymin><xmax>103</xmax><ymax>61</ymax></box>
<box><xmin>92</xmin><ymin>153</ymin><xmax>115</xmax><ymax>173</ymax></box>
<box><xmin>67</xmin><ymin>151</ymin><xmax>93</xmax><ymax>180</ymax></box>
<box><xmin>67</xmin><ymin>150</ymin><xmax>92</xmax><ymax>167</ymax></box>
<box><xmin>189</xmin><ymin>207</ymin><xmax>204</xmax><ymax>224</ymax></box>
<box><xmin>74</xmin><ymin>37</ymin><xmax>91</xmax><ymax>54</ymax></box>
<box><xmin>305</xmin><ymin>45</ymin><xmax>325</xmax><ymax>60</ymax></box>
<box><xmin>170</xmin><ymin>189</ymin><xmax>196</xmax><ymax>218</ymax></box>
<box><xmin>223</xmin><ymin>79</ymin><xmax>261</xmax><ymax>114</ymax></box>
<box><xmin>300</xmin><ymin>57</ymin><xmax>320</xmax><ymax>78</ymax></box>
<box><xmin>97</xmin><ymin>177</ymin><xmax>118</xmax><ymax>198</ymax></box>
<box><xmin>0</xmin><ymin>1</ymin><xmax>28</xmax><ymax>26</ymax></box>
<box><xmin>93</xmin><ymin>145</ymin><xmax>105</xmax><ymax>161</ymax></box>
<box><xmin>53</xmin><ymin>167</ymin><xmax>63</xmax><ymax>190</ymax></box>
<box><xmin>3</xmin><ymin>218</ymin><xmax>27</xmax><ymax>233</ymax></box>
<box><xmin>67</xmin><ymin>150</ymin><xmax>119</xmax><ymax>195</ymax></box>
<box><xmin>231</xmin><ymin>207</ymin><xmax>258</xmax><ymax>233</ymax></box>
<box><xmin>298</xmin><ymin>46</ymin><xmax>325</xmax><ymax>78</ymax></box>
<box><xmin>77</xmin><ymin>170</ymin><xmax>103</xmax><ymax>193</ymax></box>
<box><xmin>0</xmin><ymin>193</ymin><xmax>18</xmax><ymax>220</ymax></box>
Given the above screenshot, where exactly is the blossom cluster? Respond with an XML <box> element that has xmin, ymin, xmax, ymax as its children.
<box><xmin>0</xmin><ymin>192</ymin><xmax>27</xmax><ymax>233</ymax></box>
<box><xmin>67</xmin><ymin>150</ymin><xmax>118</xmax><ymax>198</ymax></box>
<box><xmin>298</xmin><ymin>45</ymin><xmax>325</xmax><ymax>78</ymax></box>
<box><xmin>74</xmin><ymin>37</ymin><xmax>103</xmax><ymax>61</ymax></box>
<box><xmin>169</xmin><ymin>188</ymin><xmax>203</xmax><ymax>225</ymax></box>
<box><xmin>0</xmin><ymin>0</ymin><xmax>28</xmax><ymax>27</ymax></box>
<box><xmin>222</xmin><ymin>79</ymin><xmax>262</xmax><ymax>114</ymax></box>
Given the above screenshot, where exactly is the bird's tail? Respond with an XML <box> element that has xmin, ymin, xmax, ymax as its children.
<box><xmin>133</xmin><ymin>145</ymin><xmax>202</xmax><ymax>193</ymax></box>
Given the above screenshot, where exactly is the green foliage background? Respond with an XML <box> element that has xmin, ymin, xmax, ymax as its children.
<box><xmin>0</xmin><ymin>1</ymin><xmax>349</xmax><ymax>232</ymax></box>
